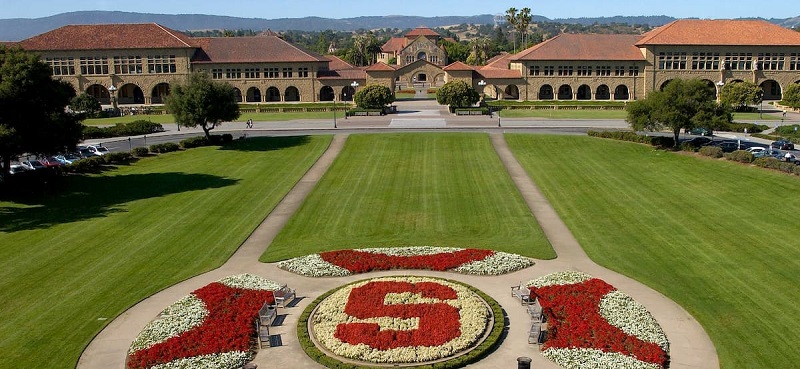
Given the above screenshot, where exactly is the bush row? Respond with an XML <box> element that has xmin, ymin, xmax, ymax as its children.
<box><xmin>724</xmin><ymin>122</ymin><xmax>768</xmax><ymax>134</ymax></box>
<box><xmin>65</xmin><ymin>152</ymin><xmax>135</xmax><ymax>173</ymax></box>
<box><xmin>695</xmin><ymin>149</ymin><xmax>800</xmax><ymax>175</ymax></box>
<box><xmin>587</xmin><ymin>130</ymin><xmax>675</xmax><ymax>148</ymax></box>
<box><xmin>752</xmin><ymin>157</ymin><xmax>800</xmax><ymax>175</ymax></box>
<box><xmin>82</xmin><ymin>120</ymin><xmax>165</xmax><ymax>139</ymax></box>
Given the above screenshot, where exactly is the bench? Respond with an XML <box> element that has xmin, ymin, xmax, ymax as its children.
<box><xmin>273</xmin><ymin>285</ymin><xmax>296</xmax><ymax>307</ymax></box>
<box><xmin>511</xmin><ymin>283</ymin><xmax>531</xmax><ymax>305</ymax></box>
<box><xmin>527</xmin><ymin>301</ymin><xmax>543</xmax><ymax>322</ymax></box>
<box><xmin>257</xmin><ymin>302</ymin><xmax>277</xmax><ymax>349</ymax></box>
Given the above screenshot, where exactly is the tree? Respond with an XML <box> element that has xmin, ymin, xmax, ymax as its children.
<box><xmin>505</xmin><ymin>8</ymin><xmax>519</xmax><ymax>52</ymax></box>
<box><xmin>436</xmin><ymin>80</ymin><xmax>480</xmax><ymax>109</ymax></box>
<box><xmin>626</xmin><ymin>78</ymin><xmax>731</xmax><ymax>147</ymax></box>
<box><xmin>782</xmin><ymin>83</ymin><xmax>800</xmax><ymax>109</ymax></box>
<box><xmin>70</xmin><ymin>92</ymin><xmax>102</xmax><ymax>118</ymax></box>
<box><xmin>466</xmin><ymin>38</ymin><xmax>490</xmax><ymax>66</ymax></box>
<box><xmin>518</xmin><ymin>8</ymin><xmax>533</xmax><ymax>48</ymax></box>
<box><xmin>165</xmin><ymin>72</ymin><xmax>240</xmax><ymax>140</ymax></box>
<box><xmin>442</xmin><ymin>40</ymin><xmax>470</xmax><ymax>63</ymax></box>
<box><xmin>0</xmin><ymin>46</ymin><xmax>82</xmax><ymax>178</ymax></box>
<box><xmin>720</xmin><ymin>81</ymin><xmax>762</xmax><ymax>112</ymax></box>
<box><xmin>354</xmin><ymin>84</ymin><xmax>394</xmax><ymax>109</ymax></box>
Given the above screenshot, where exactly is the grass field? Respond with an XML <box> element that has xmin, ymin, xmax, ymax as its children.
<box><xmin>505</xmin><ymin>134</ymin><xmax>800</xmax><ymax>368</ymax></box>
<box><xmin>0</xmin><ymin>136</ymin><xmax>331</xmax><ymax>368</ymax></box>
<box><xmin>732</xmin><ymin>112</ymin><xmax>779</xmax><ymax>121</ymax></box>
<box><xmin>261</xmin><ymin>133</ymin><xmax>555</xmax><ymax>262</ymax></box>
<box><xmin>83</xmin><ymin>111</ymin><xmax>346</xmax><ymax>126</ymax></box>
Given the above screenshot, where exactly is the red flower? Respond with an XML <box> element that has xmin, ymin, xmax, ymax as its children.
<box><xmin>320</xmin><ymin>249</ymin><xmax>494</xmax><ymax>273</ymax></box>
<box><xmin>530</xmin><ymin>279</ymin><xmax>668</xmax><ymax>367</ymax></box>
<box><xmin>334</xmin><ymin>281</ymin><xmax>462</xmax><ymax>349</ymax></box>
<box><xmin>127</xmin><ymin>283</ymin><xmax>275</xmax><ymax>369</ymax></box>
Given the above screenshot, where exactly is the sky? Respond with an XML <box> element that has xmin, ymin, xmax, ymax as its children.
<box><xmin>0</xmin><ymin>0</ymin><xmax>798</xmax><ymax>20</ymax></box>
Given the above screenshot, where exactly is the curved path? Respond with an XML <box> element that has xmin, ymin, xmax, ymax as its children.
<box><xmin>78</xmin><ymin>133</ymin><xmax>718</xmax><ymax>369</ymax></box>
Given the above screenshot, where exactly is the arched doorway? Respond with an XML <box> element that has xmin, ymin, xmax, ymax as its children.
<box><xmin>504</xmin><ymin>85</ymin><xmax>520</xmax><ymax>100</ymax></box>
<box><xmin>557</xmin><ymin>85</ymin><xmax>573</xmax><ymax>100</ymax></box>
<box><xmin>320</xmin><ymin>86</ymin><xmax>335</xmax><ymax>101</ymax></box>
<box><xmin>233</xmin><ymin>88</ymin><xmax>243</xmax><ymax>103</ymax></box>
<box><xmin>246</xmin><ymin>87</ymin><xmax>261</xmax><ymax>103</ymax></box>
<box><xmin>341</xmin><ymin>86</ymin><xmax>355</xmax><ymax>101</ymax></box>
<box><xmin>285</xmin><ymin>86</ymin><xmax>300</xmax><ymax>102</ymax></box>
<box><xmin>659</xmin><ymin>80</ymin><xmax>673</xmax><ymax>91</ymax></box>
<box><xmin>760</xmin><ymin>80</ymin><xmax>782</xmax><ymax>100</ymax></box>
<box><xmin>538</xmin><ymin>85</ymin><xmax>554</xmax><ymax>100</ymax></box>
<box><xmin>85</xmin><ymin>84</ymin><xmax>110</xmax><ymax>104</ymax></box>
<box><xmin>118</xmin><ymin>83</ymin><xmax>144</xmax><ymax>105</ymax></box>
<box><xmin>577</xmin><ymin>85</ymin><xmax>592</xmax><ymax>100</ymax></box>
<box><xmin>151</xmin><ymin>83</ymin><xmax>170</xmax><ymax>104</ymax></box>
<box><xmin>266</xmin><ymin>87</ymin><xmax>281</xmax><ymax>102</ymax></box>
<box><xmin>596</xmin><ymin>85</ymin><xmax>610</xmax><ymax>100</ymax></box>
<box><xmin>614</xmin><ymin>85</ymin><xmax>630</xmax><ymax>100</ymax></box>
<box><xmin>417</xmin><ymin>52</ymin><xmax>427</xmax><ymax>62</ymax></box>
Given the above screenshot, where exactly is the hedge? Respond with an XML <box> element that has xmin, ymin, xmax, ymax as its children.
<box><xmin>587</xmin><ymin>130</ymin><xmax>674</xmax><ymax>148</ymax></box>
<box><xmin>132</xmin><ymin>147</ymin><xmax>150</xmax><ymax>157</ymax></box>
<box><xmin>81</xmin><ymin>120</ymin><xmax>165</xmax><ymax>139</ymax></box>
<box><xmin>725</xmin><ymin>150</ymin><xmax>754</xmax><ymax>163</ymax></box>
<box><xmin>699</xmin><ymin>146</ymin><xmax>723</xmax><ymax>158</ymax></box>
<box><xmin>148</xmin><ymin>142</ymin><xmax>180</xmax><ymax>154</ymax></box>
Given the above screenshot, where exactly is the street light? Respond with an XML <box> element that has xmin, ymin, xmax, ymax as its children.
<box><xmin>333</xmin><ymin>96</ymin><xmax>337</xmax><ymax>129</ymax></box>
<box><xmin>349</xmin><ymin>81</ymin><xmax>359</xmax><ymax>118</ymax></box>
<box><xmin>478</xmin><ymin>80</ymin><xmax>490</xmax><ymax>119</ymax></box>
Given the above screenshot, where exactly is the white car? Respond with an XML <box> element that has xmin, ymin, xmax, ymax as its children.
<box><xmin>746</xmin><ymin>146</ymin><xmax>766</xmax><ymax>154</ymax></box>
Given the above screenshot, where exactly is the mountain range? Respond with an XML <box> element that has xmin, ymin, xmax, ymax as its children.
<box><xmin>1</xmin><ymin>11</ymin><xmax>798</xmax><ymax>42</ymax></box>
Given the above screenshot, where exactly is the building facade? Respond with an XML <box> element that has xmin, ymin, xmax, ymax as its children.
<box><xmin>11</xmin><ymin>20</ymin><xmax>800</xmax><ymax>107</ymax></box>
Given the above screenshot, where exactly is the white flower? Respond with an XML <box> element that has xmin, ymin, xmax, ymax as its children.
<box><xmin>128</xmin><ymin>294</ymin><xmax>207</xmax><ymax>353</ymax></box>
<box><xmin>219</xmin><ymin>273</ymin><xmax>284</xmax><ymax>291</ymax></box>
<box><xmin>526</xmin><ymin>271</ymin><xmax>593</xmax><ymax>288</ymax></box>
<box><xmin>542</xmin><ymin>348</ymin><xmax>662</xmax><ymax>369</ymax></box>
<box><xmin>600</xmin><ymin>290</ymin><xmax>670</xmax><ymax>352</ymax></box>
<box><xmin>149</xmin><ymin>351</ymin><xmax>252</xmax><ymax>369</ymax></box>
<box><xmin>454</xmin><ymin>251</ymin><xmax>535</xmax><ymax>275</ymax></box>
<box><xmin>276</xmin><ymin>254</ymin><xmax>351</xmax><ymax>277</ymax></box>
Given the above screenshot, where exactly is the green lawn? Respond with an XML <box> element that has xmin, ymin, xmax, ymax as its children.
<box><xmin>83</xmin><ymin>111</ymin><xmax>346</xmax><ymax>126</ymax></box>
<box><xmin>499</xmin><ymin>109</ymin><xmax>627</xmax><ymax>119</ymax></box>
<box><xmin>732</xmin><ymin>112</ymin><xmax>779</xmax><ymax>121</ymax></box>
<box><xmin>0</xmin><ymin>136</ymin><xmax>331</xmax><ymax>368</ymax></box>
<box><xmin>505</xmin><ymin>134</ymin><xmax>800</xmax><ymax>368</ymax></box>
<box><xmin>261</xmin><ymin>133</ymin><xmax>554</xmax><ymax>262</ymax></box>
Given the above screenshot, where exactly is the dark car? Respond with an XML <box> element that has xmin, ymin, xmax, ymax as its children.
<box><xmin>771</xmin><ymin>140</ymin><xmax>795</xmax><ymax>150</ymax></box>
<box><xmin>686</xmin><ymin>137</ymin><xmax>713</xmax><ymax>147</ymax></box>
<box><xmin>686</xmin><ymin>127</ymin><xmax>713</xmax><ymax>136</ymax></box>
<box><xmin>21</xmin><ymin>160</ymin><xmax>46</xmax><ymax>170</ymax></box>
<box><xmin>718</xmin><ymin>141</ymin><xmax>743</xmax><ymax>153</ymax></box>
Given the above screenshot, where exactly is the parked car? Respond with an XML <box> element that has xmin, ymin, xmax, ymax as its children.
<box><xmin>9</xmin><ymin>164</ymin><xmax>31</xmax><ymax>175</ymax></box>
<box><xmin>782</xmin><ymin>152</ymin><xmax>798</xmax><ymax>163</ymax></box>
<box><xmin>771</xmin><ymin>140</ymin><xmax>795</xmax><ymax>150</ymax></box>
<box><xmin>686</xmin><ymin>127</ymin><xmax>713</xmax><ymax>136</ymax></box>
<box><xmin>746</xmin><ymin>146</ymin><xmax>767</xmax><ymax>154</ymax></box>
<box><xmin>686</xmin><ymin>137</ymin><xmax>713</xmax><ymax>147</ymax></box>
<box><xmin>754</xmin><ymin>149</ymin><xmax>784</xmax><ymax>159</ymax></box>
<box><xmin>54</xmin><ymin>153</ymin><xmax>81</xmax><ymax>164</ymax></box>
<box><xmin>21</xmin><ymin>160</ymin><xmax>46</xmax><ymax>170</ymax></box>
<box><xmin>86</xmin><ymin>145</ymin><xmax>110</xmax><ymax>156</ymax></box>
<box><xmin>40</xmin><ymin>157</ymin><xmax>64</xmax><ymax>168</ymax></box>
<box><xmin>718</xmin><ymin>141</ymin><xmax>742</xmax><ymax>153</ymax></box>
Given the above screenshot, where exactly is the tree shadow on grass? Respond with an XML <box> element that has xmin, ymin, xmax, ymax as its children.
<box><xmin>0</xmin><ymin>172</ymin><xmax>238</xmax><ymax>232</ymax></box>
<box><xmin>220</xmin><ymin>136</ymin><xmax>311</xmax><ymax>152</ymax></box>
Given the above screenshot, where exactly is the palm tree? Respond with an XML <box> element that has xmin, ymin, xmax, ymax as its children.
<box><xmin>518</xmin><ymin>8</ymin><xmax>532</xmax><ymax>49</ymax></box>
<box><xmin>505</xmin><ymin>8</ymin><xmax>519</xmax><ymax>53</ymax></box>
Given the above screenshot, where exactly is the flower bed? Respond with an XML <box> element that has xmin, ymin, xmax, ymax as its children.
<box><xmin>277</xmin><ymin>246</ymin><xmax>535</xmax><ymax>277</ymax></box>
<box><xmin>310</xmin><ymin>276</ymin><xmax>490</xmax><ymax>365</ymax></box>
<box><xmin>527</xmin><ymin>272</ymin><xmax>669</xmax><ymax>369</ymax></box>
<box><xmin>126</xmin><ymin>274</ymin><xmax>283</xmax><ymax>369</ymax></box>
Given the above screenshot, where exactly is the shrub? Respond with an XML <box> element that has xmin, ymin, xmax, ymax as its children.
<box><xmin>354</xmin><ymin>84</ymin><xmax>394</xmax><ymax>109</ymax></box>
<box><xmin>81</xmin><ymin>120</ymin><xmax>164</xmax><ymax>140</ymax></box>
<box><xmin>180</xmin><ymin>136</ymin><xmax>211</xmax><ymax>149</ymax></box>
<box><xmin>66</xmin><ymin>156</ymin><xmax>106</xmax><ymax>173</ymax></box>
<box><xmin>149</xmin><ymin>142</ymin><xmax>180</xmax><ymax>153</ymax></box>
<box><xmin>132</xmin><ymin>147</ymin><xmax>150</xmax><ymax>157</ymax></box>
<box><xmin>699</xmin><ymin>146</ymin><xmax>723</xmax><ymax>158</ymax></box>
<box><xmin>220</xmin><ymin>133</ymin><xmax>233</xmax><ymax>143</ymax></box>
<box><xmin>103</xmin><ymin>152</ymin><xmax>133</xmax><ymax>164</ymax></box>
<box><xmin>680</xmin><ymin>142</ymin><xmax>697</xmax><ymax>152</ymax></box>
<box><xmin>725</xmin><ymin>122</ymin><xmax>768</xmax><ymax>134</ymax></box>
<box><xmin>725</xmin><ymin>150</ymin><xmax>754</xmax><ymax>163</ymax></box>
<box><xmin>649</xmin><ymin>136</ymin><xmax>675</xmax><ymax>148</ymax></box>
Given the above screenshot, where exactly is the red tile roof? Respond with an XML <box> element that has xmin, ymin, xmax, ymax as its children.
<box><xmin>478</xmin><ymin>68</ymin><xmax>522</xmax><ymax>79</ymax></box>
<box><xmin>326</xmin><ymin>55</ymin><xmax>355</xmax><ymax>70</ymax></box>
<box><xmin>365</xmin><ymin>62</ymin><xmax>397</xmax><ymax>71</ymax></box>
<box><xmin>191</xmin><ymin>36</ymin><xmax>328</xmax><ymax>63</ymax></box>
<box><xmin>405</xmin><ymin>27</ymin><xmax>441</xmax><ymax>38</ymax></box>
<box><xmin>18</xmin><ymin>23</ymin><xmax>194</xmax><ymax>51</ymax></box>
<box><xmin>443</xmin><ymin>61</ymin><xmax>474</xmax><ymax>71</ymax></box>
<box><xmin>381</xmin><ymin>37</ymin><xmax>407</xmax><ymax>53</ymax></box>
<box><xmin>637</xmin><ymin>19</ymin><xmax>800</xmax><ymax>46</ymax></box>
<box><xmin>484</xmin><ymin>52</ymin><xmax>513</xmax><ymax>69</ymax></box>
<box><xmin>512</xmin><ymin>34</ymin><xmax>644</xmax><ymax>61</ymax></box>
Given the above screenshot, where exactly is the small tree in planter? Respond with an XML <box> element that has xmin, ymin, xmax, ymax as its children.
<box><xmin>354</xmin><ymin>84</ymin><xmax>394</xmax><ymax>110</ymax></box>
<box><xmin>436</xmin><ymin>80</ymin><xmax>480</xmax><ymax>112</ymax></box>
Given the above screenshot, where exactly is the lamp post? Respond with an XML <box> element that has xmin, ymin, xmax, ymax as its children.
<box><xmin>349</xmin><ymin>81</ymin><xmax>359</xmax><ymax>118</ymax></box>
<box><xmin>478</xmin><ymin>80</ymin><xmax>490</xmax><ymax>119</ymax></box>
<box><xmin>108</xmin><ymin>85</ymin><xmax>118</xmax><ymax>111</ymax></box>
<box><xmin>333</xmin><ymin>96</ymin><xmax>337</xmax><ymax>128</ymax></box>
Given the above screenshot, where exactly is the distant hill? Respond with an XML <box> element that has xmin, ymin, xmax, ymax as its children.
<box><xmin>0</xmin><ymin>11</ymin><xmax>797</xmax><ymax>42</ymax></box>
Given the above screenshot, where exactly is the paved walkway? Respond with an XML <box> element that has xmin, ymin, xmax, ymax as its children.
<box><xmin>77</xmin><ymin>131</ymin><xmax>719</xmax><ymax>369</ymax></box>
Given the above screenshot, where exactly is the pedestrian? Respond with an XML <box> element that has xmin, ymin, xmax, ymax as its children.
<box><xmin>248</xmin><ymin>119</ymin><xmax>253</xmax><ymax>128</ymax></box>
